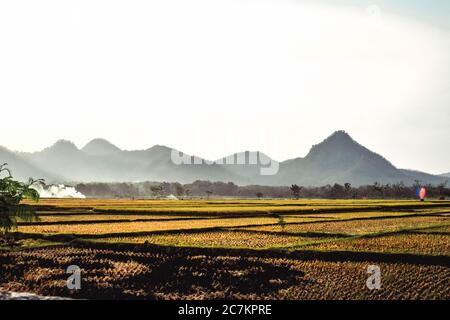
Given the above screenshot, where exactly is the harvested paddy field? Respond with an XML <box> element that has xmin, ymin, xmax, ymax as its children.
<box><xmin>1</xmin><ymin>198</ymin><xmax>449</xmax><ymax>299</ymax></box>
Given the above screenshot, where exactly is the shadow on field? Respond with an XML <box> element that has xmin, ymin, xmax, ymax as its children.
<box><xmin>0</xmin><ymin>244</ymin><xmax>307</xmax><ymax>299</ymax></box>
<box><xmin>76</xmin><ymin>240</ymin><xmax>450</xmax><ymax>267</ymax></box>
<box><xmin>0</xmin><ymin>241</ymin><xmax>449</xmax><ymax>299</ymax></box>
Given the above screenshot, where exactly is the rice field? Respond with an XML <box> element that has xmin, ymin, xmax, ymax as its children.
<box><xmin>1</xmin><ymin>246</ymin><xmax>448</xmax><ymax>300</ymax></box>
<box><xmin>301</xmin><ymin>233</ymin><xmax>450</xmax><ymax>256</ymax></box>
<box><xmin>34</xmin><ymin>214</ymin><xmax>205</xmax><ymax>222</ymax></box>
<box><xmin>18</xmin><ymin>216</ymin><xmax>281</xmax><ymax>235</ymax></box>
<box><xmin>1</xmin><ymin>198</ymin><xmax>449</xmax><ymax>300</ymax></box>
<box><xmin>24</xmin><ymin>198</ymin><xmax>450</xmax><ymax>215</ymax></box>
<box><xmin>240</xmin><ymin>216</ymin><xmax>449</xmax><ymax>236</ymax></box>
<box><xmin>99</xmin><ymin>230</ymin><xmax>333</xmax><ymax>249</ymax></box>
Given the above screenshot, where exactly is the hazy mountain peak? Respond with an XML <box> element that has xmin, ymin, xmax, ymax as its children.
<box><xmin>306</xmin><ymin>130</ymin><xmax>361</xmax><ymax>158</ymax></box>
<box><xmin>329</xmin><ymin>130</ymin><xmax>352</xmax><ymax>139</ymax></box>
<box><xmin>146</xmin><ymin>144</ymin><xmax>173</xmax><ymax>153</ymax></box>
<box><xmin>287</xmin><ymin>130</ymin><xmax>405</xmax><ymax>186</ymax></box>
<box><xmin>0</xmin><ymin>146</ymin><xmax>61</xmax><ymax>182</ymax></box>
<box><xmin>1</xmin><ymin>131</ymin><xmax>447</xmax><ymax>186</ymax></box>
<box><xmin>321</xmin><ymin>130</ymin><xmax>355</xmax><ymax>146</ymax></box>
<box><xmin>44</xmin><ymin>140</ymin><xmax>79</xmax><ymax>153</ymax></box>
<box><xmin>82</xmin><ymin>138</ymin><xmax>121</xmax><ymax>156</ymax></box>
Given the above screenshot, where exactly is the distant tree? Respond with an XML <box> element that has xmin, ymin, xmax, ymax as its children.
<box><xmin>371</xmin><ymin>182</ymin><xmax>383</xmax><ymax>197</ymax></box>
<box><xmin>150</xmin><ymin>185</ymin><xmax>165</xmax><ymax>198</ymax></box>
<box><xmin>0</xmin><ymin>164</ymin><xmax>43</xmax><ymax>243</ymax></box>
<box><xmin>330</xmin><ymin>183</ymin><xmax>345</xmax><ymax>198</ymax></box>
<box><xmin>205</xmin><ymin>190</ymin><xmax>213</xmax><ymax>200</ymax></box>
<box><xmin>184</xmin><ymin>189</ymin><xmax>191</xmax><ymax>199</ymax></box>
<box><xmin>175</xmin><ymin>185</ymin><xmax>184</xmax><ymax>199</ymax></box>
<box><xmin>344</xmin><ymin>183</ymin><xmax>352</xmax><ymax>193</ymax></box>
<box><xmin>437</xmin><ymin>181</ymin><xmax>447</xmax><ymax>199</ymax></box>
<box><xmin>290</xmin><ymin>184</ymin><xmax>302</xmax><ymax>199</ymax></box>
<box><xmin>256</xmin><ymin>192</ymin><xmax>264</xmax><ymax>199</ymax></box>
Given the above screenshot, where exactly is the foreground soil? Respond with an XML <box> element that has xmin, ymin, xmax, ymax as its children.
<box><xmin>0</xmin><ymin>242</ymin><xmax>448</xmax><ymax>300</ymax></box>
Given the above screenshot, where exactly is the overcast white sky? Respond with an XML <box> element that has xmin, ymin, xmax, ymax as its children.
<box><xmin>0</xmin><ymin>0</ymin><xmax>449</xmax><ymax>174</ymax></box>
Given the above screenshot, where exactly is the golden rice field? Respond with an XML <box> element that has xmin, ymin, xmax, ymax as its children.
<box><xmin>240</xmin><ymin>216</ymin><xmax>450</xmax><ymax>236</ymax></box>
<box><xmin>36</xmin><ymin>214</ymin><xmax>204</xmax><ymax>222</ymax></box>
<box><xmin>1</xmin><ymin>198</ymin><xmax>449</xmax><ymax>300</ymax></box>
<box><xmin>302</xmin><ymin>233</ymin><xmax>450</xmax><ymax>256</ymax></box>
<box><xmin>99</xmin><ymin>230</ymin><xmax>335</xmax><ymax>249</ymax></box>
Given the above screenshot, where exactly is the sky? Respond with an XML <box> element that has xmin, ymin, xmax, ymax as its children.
<box><xmin>0</xmin><ymin>0</ymin><xmax>449</xmax><ymax>174</ymax></box>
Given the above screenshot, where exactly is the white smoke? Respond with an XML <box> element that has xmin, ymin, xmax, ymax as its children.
<box><xmin>31</xmin><ymin>184</ymin><xmax>86</xmax><ymax>198</ymax></box>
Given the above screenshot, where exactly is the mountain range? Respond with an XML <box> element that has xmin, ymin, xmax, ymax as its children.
<box><xmin>0</xmin><ymin>131</ymin><xmax>448</xmax><ymax>186</ymax></box>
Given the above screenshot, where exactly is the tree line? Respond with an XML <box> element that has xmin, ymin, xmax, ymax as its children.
<box><xmin>75</xmin><ymin>180</ymin><xmax>450</xmax><ymax>200</ymax></box>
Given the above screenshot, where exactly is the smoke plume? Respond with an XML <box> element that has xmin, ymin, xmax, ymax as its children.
<box><xmin>32</xmin><ymin>184</ymin><xmax>86</xmax><ymax>198</ymax></box>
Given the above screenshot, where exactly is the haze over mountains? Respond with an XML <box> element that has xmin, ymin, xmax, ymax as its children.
<box><xmin>0</xmin><ymin>131</ymin><xmax>447</xmax><ymax>186</ymax></box>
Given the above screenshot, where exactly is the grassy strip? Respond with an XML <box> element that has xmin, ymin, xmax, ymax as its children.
<box><xmin>0</xmin><ymin>239</ymin><xmax>64</xmax><ymax>252</ymax></box>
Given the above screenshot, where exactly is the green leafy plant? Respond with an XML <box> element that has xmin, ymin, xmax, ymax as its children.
<box><xmin>0</xmin><ymin>163</ymin><xmax>43</xmax><ymax>242</ymax></box>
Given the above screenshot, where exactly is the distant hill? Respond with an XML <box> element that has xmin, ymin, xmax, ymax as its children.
<box><xmin>277</xmin><ymin>131</ymin><xmax>401</xmax><ymax>185</ymax></box>
<box><xmin>275</xmin><ymin>131</ymin><xmax>447</xmax><ymax>186</ymax></box>
<box><xmin>217</xmin><ymin>151</ymin><xmax>280</xmax><ymax>185</ymax></box>
<box><xmin>2</xmin><ymin>131</ymin><xmax>447</xmax><ymax>186</ymax></box>
<box><xmin>0</xmin><ymin>146</ymin><xmax>61</xmax><ymax>182</ymax></box>
<box><xmin>81</xmin><ymin>138</ymin><xmax>122</xmax><ymax>156</ymax></box>
<box><xmin>19</xmin><ymin>140</ymin><xmax>241</xmax><ymax>184</ymax></box>
<box><xmin>21</xmin><ymin>140</ymin><xmax>132</xmax><ymax>182</ymax></box>
<box><xmin>398</xmin><ymin>169</ymin><xmax>448</xmax><ymax>185</ymax></box>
